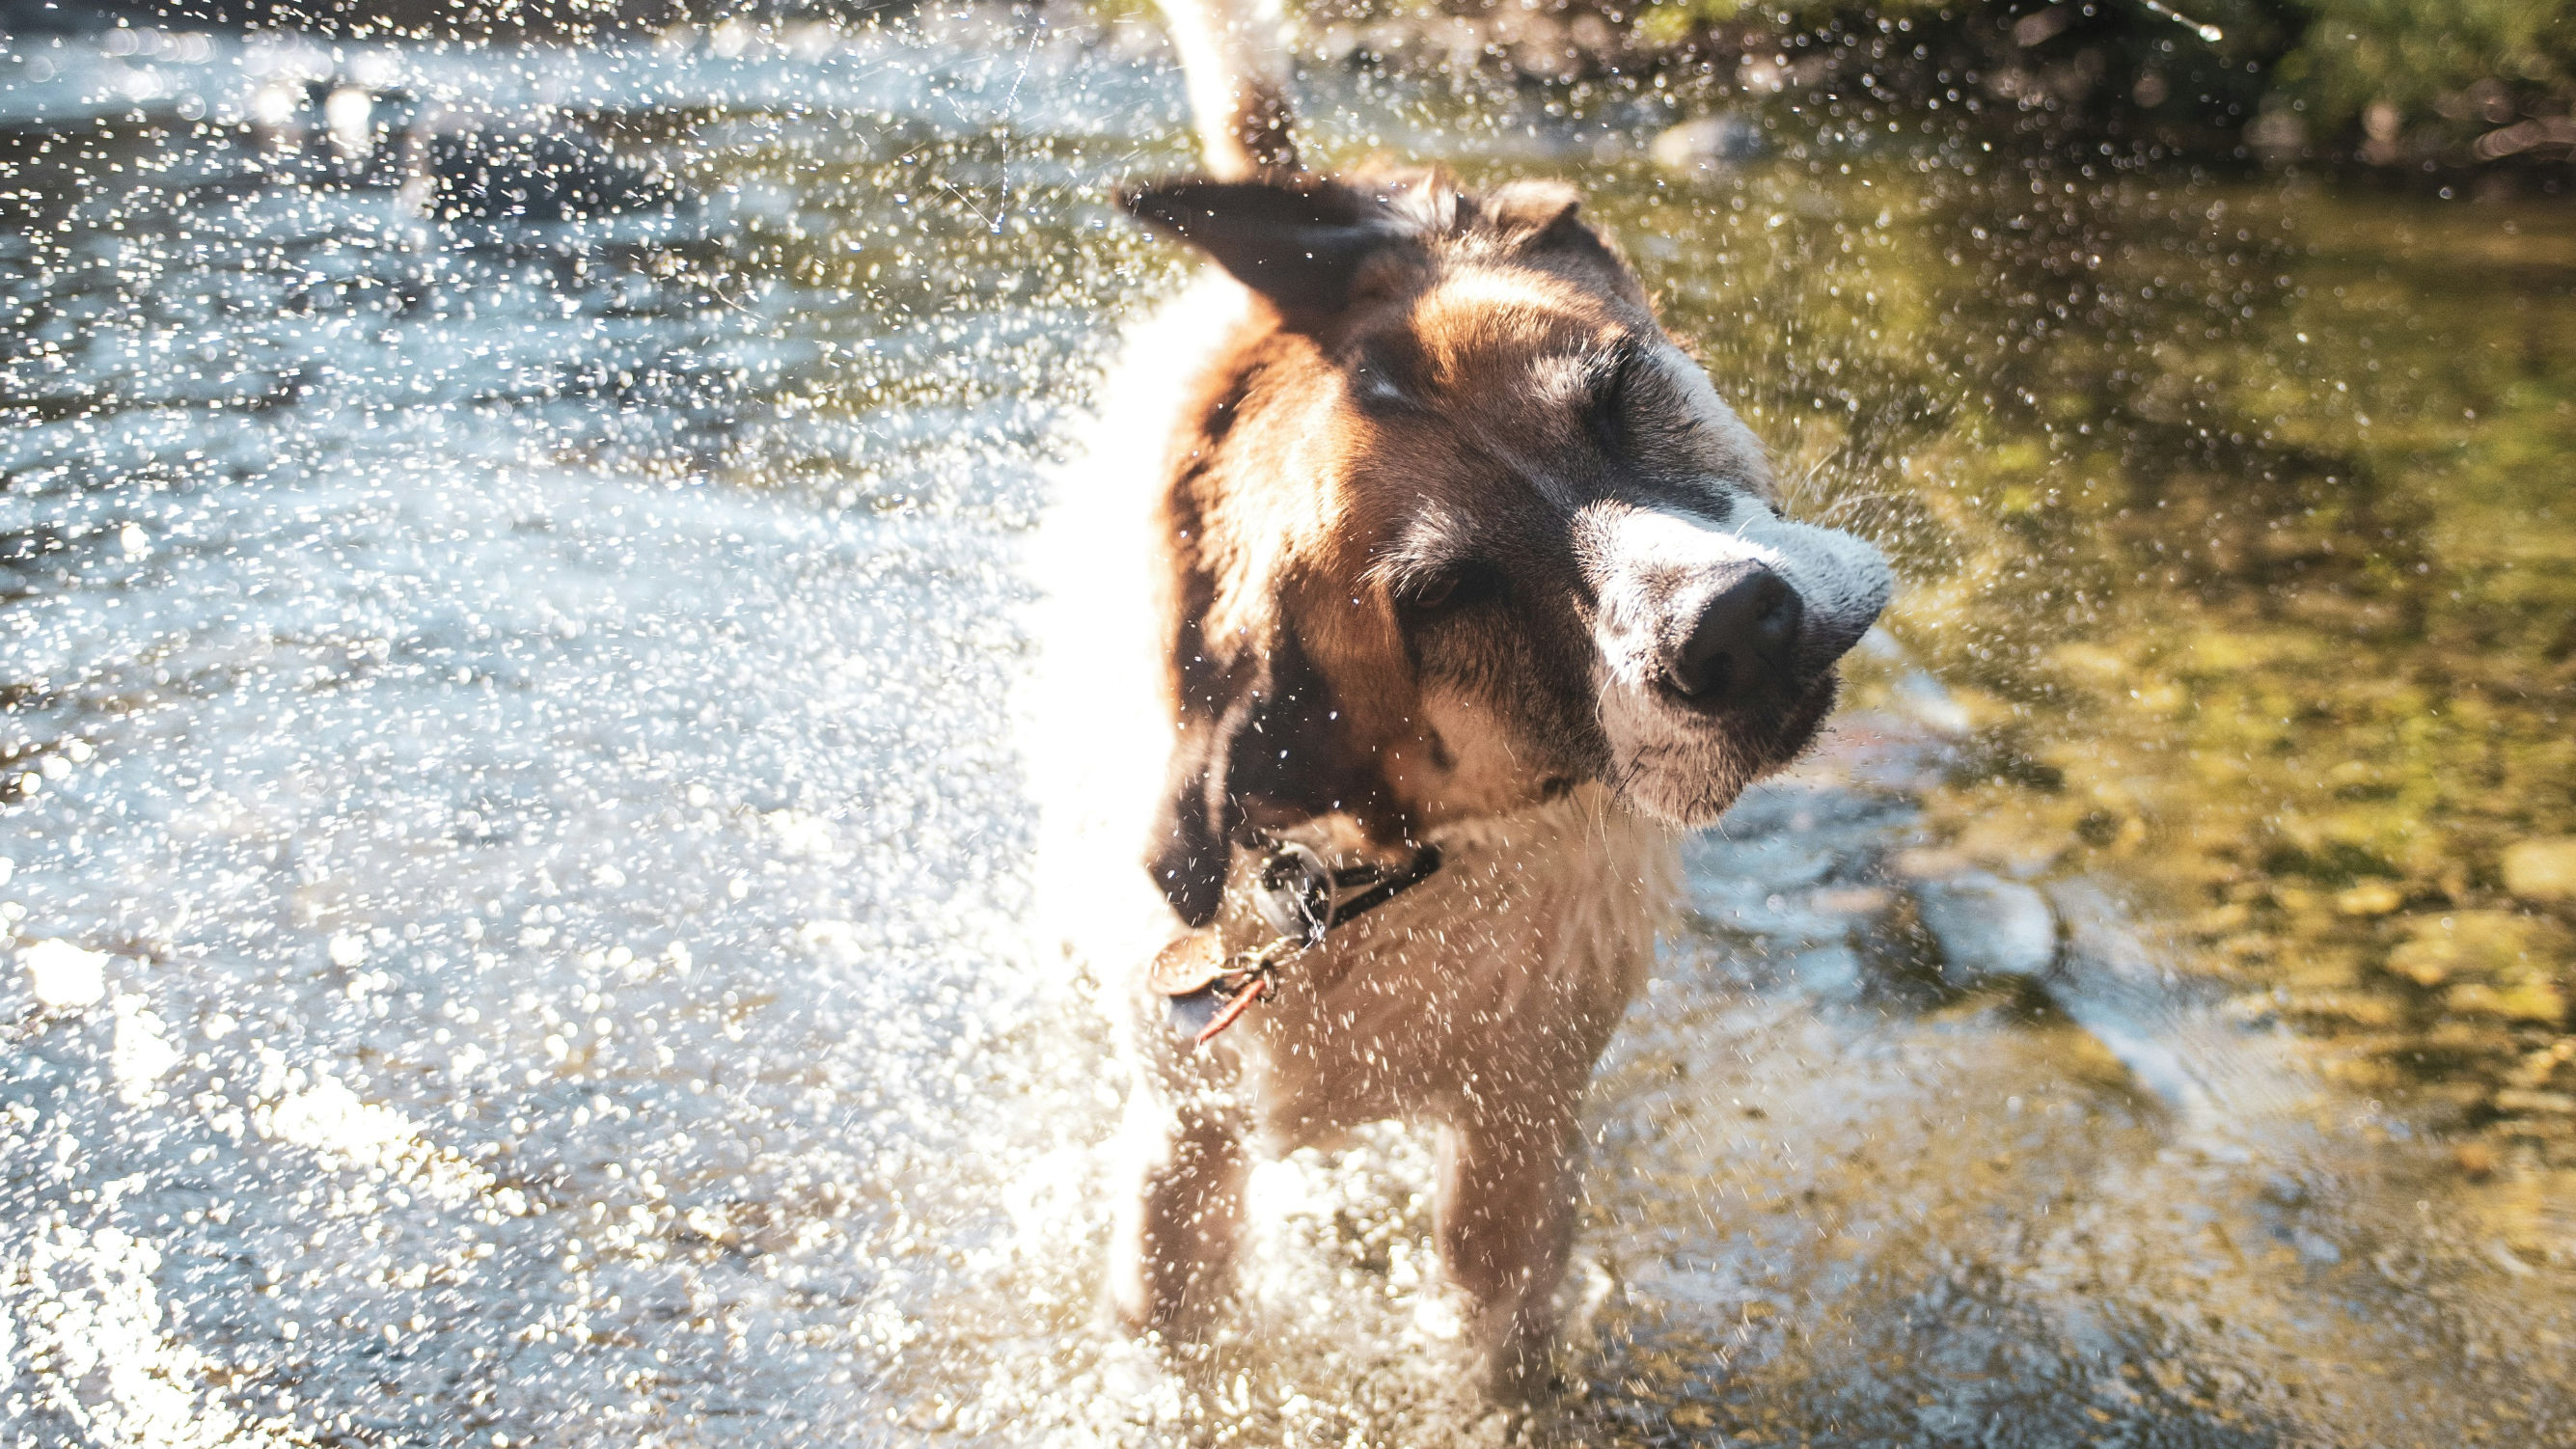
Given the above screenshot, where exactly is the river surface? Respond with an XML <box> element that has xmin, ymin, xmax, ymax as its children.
<box><xmin>2</xmin><ymin>12</ymin><xmax>2571</xmax><ymax>1447</ymax></box>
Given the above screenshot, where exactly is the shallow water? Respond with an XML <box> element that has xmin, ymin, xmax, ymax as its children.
<box><xmin>1</xmin><ymin>13</ymin><xmax>2570</xmax><ymax>1447</ymax></box>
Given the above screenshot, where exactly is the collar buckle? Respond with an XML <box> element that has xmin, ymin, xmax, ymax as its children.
<box><xmin>1160</xmin><ymin>837</ymin><xmax>1445</xmax><ymax>1047</ymax></box>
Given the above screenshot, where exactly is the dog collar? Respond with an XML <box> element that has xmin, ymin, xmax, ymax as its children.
<box><xmin>1152</xmin><ymin>838</ymin><xmax>1443</xmax><ymax>1047</ymax></box>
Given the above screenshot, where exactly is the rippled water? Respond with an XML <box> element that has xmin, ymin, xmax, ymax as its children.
<box><xmin>3</xmin><ymin>13</ymin><xmax>2570</xmax><ymax>1447</ymax></box>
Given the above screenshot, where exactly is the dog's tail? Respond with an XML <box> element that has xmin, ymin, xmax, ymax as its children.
<box><xmin>1151</xmin><ymin>0</ymin><xmax>1299</xmax><ymax>178</ymax></box>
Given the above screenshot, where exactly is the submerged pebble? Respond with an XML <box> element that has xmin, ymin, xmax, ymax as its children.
<box><xmin>1649</xmin><ymin>114</ymin><xmax>1764</xmax><ymax>172</ymax></box>
<box><xmin>1906</xmin><ymin>869</ymin><xmax>2060</xmax><ymax>989</ymax></box>
<box><xmin>2503</xmin><ymin>838</ymin><xmax>2576</xmax><ymax>905</ymax></box>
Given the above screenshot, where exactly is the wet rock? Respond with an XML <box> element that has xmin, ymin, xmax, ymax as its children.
<box><xmin>1908</xmin><ymin>870</ymin><xmax>2059</xmax><ymax>989</ymax></box>
<box><xmin>1690</xmin><ymin>780</ymin><xmax>1920</xmax><ymax>947</ymax></box>
<box><xmin>1810</xmin><ymin>886</ymin><xmax>1893</xmax><ymax>916</ymax></box>
<box><xmin>2036</xmin><ymin>881</ymin><xmax>2233</xmax><ymax>1124</ymax></box>
<box><xmin>1850</xmin><ymin>629</ymin><xmax>1974</xmax><ymax>738</ymax></box>
<box><xmin>2390</xmin><ymin>911</ymin><xmax>2555</xmax><ymax>980</ymax></box>
<box><xmin>2389</xmin><ymin>913</ymin><xmax>2570</xmax><ymax>1022</ymax></box>
<box><xmin>2448</xmin><ymin>980</ymin><xmax>2569</xmax><ymax>1023</ymax></box>
<box><xmin>2503</xmin><ymin>837</ymin><xmax>2576</xmax><ymax>905</ymax></box>
<box><xmin>1779</xmin><ymin>942</ymin><xmax>1865</xmax><ymax>997</ymax></box>
<box><xmin>1712</xmin><ymin>779</ymin><xmax>1913</xmax><ymax>846</ymax></box>
<box><xmin>1649</xmin><ymin>114</ymin><xmax>1764</xmax><ymax>174</ymax></box>
<box><xmin>1694</xmin><ymin>885</ymin><xmax>1870</xmax><ymax>947</ymax></box>
<box><xmin>2291</xmin><ymin>1228</ymin><xmax>2343</xmax><ymax>1266</ymax></box>
<box><xmin>1707</xmin><ymin>834</ymin><xmax>1839</xmax><ymax>891</ymax></box>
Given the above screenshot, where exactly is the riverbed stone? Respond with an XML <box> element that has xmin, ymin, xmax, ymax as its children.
<box><xmin>1909</xmin><ymin>871</ymin><xmax>2059</xmax><ymax>988</ymax></box>
<box><xmin>2449</xmin><ymin>980</ymin><xmax>2570</xmax><ymax>1024</ymax></box>
<box><xmin>2389</xmin><ymin>911</ymin><xmax>2547</xmax><ymax>986</ymax></box>
<box><xmin>2390</xmin><ymin>913</ymin><xmax>2572</xmax><ymax>1024</ymax></box>
<box><xmin>1649</xmin><ymin>115</ymin><xmax>1764</xmax><ymax>173</ymax></box>
<box><xmin>2503</xmin><ymin>838</ymin><xmax>2576</xmax><ymax>904</ymax></box>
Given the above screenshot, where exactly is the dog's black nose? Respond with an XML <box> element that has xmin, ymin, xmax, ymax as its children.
<box><xmin>1666</xmin><ymin>566</ymin><xmax>1803</xmax><ymax>705</ymax></box>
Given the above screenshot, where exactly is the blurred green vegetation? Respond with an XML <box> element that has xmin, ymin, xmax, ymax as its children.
<box><xmin>1302</xmin><ymin>0</ymin><xmax>2576</xmax><ymax>174</ymax></box>
<box><xmin>2280</xmin><ymin>0</ymin><xmax>2576</xmax><ymax>131</ymax></box>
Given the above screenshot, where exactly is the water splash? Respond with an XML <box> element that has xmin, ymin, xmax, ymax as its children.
<box><xmin>1</xmin><ymin>10</ymin><xmax>2568</xmax><ymax>1446</ymax></box>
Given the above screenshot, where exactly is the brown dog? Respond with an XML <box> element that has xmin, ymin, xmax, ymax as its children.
<box><xmin>1027</xmin><ymin>0</ymin><xmax>1893</xmax><ymax>1396</ymax></box>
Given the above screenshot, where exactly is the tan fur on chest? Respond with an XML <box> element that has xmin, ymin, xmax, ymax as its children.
<box><xmin>1213</xmin><ymin>788</ymin><xmax>1676</xmax><ymax>1147</ymax></box>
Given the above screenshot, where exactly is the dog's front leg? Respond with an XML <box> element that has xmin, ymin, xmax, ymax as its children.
<box><xmin>1109</xmin><ymin>1082</ymin><xmax>1248</xmax><ymax>1342</ymax></box>
<box><xmin>1436</xmin><ymin>1105</ymin><xmax>1584</xmax><ymax>1399</ymax></box>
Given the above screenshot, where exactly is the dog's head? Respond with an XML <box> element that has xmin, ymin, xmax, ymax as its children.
<box><xmin>1125</xmin><ymin>172</ymin><xmax>1892</xmax><ymax>925</ymax></box>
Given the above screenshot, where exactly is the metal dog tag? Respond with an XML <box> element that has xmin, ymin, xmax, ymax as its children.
<box><xmin>1146</xmin><ymin>929</ymin><xmax>1229</xmax><ymax>998</ymax></box>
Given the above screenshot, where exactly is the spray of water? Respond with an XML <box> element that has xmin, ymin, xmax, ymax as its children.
<box><xmin>2</xmin><ymin>9</ymin><xmax>2570</xmax><ymax>1446</ymax></box>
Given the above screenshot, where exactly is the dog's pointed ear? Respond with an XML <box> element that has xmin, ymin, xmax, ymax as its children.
<box><xmin>1120</xmin><ymin>177</ymin><xmax>1406</xmax><ymax>319</ymax></box>
<box><xmin>1481</xmin><ymin>178</ymin><xmax>1583</xmax><ymax>238</ymax></box>
<box><xmin>1483</xmin><ymin>178</ymin><xmax>1622</xmax><ymax>266</ymax></box>
<box><xmin>1145</xmin><ymin>618</ymin><xmax>1391</xmax><ymax>926</ymax></box>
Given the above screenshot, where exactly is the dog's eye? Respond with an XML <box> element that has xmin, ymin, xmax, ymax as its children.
<box><xmin>1401</xmin><ymin>560</ymin><xmax>1503</xmax><ymax>616</ymax></box>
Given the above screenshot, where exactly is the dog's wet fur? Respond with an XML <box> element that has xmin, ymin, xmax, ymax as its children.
<box><xmin>1055</xmin><ymin>0</ymin><xmax>1892</xmax><ymax>1399</ymax></box>
<box><xmin>1124</xmin><ymin>172</ymin><xmax>1891</xmax><ymax>929</ymax></box>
